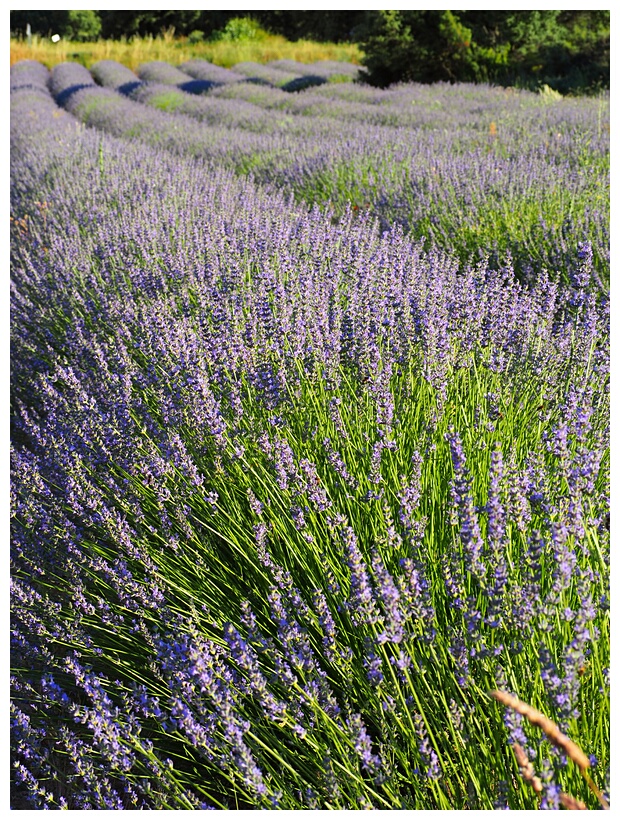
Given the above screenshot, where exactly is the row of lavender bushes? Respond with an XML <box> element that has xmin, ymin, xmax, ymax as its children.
<box><xmin>49</xmin><ymin>58</ymin><xmax>609</xmax><ymax>287</ymax></box>
<box><xmin>11</xmin><ymin>60</ymin><xmax>609</xmax><ymax>809</ymax></box>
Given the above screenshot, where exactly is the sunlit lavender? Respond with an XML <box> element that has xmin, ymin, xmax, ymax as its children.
<box><xmin>11</xmin><ymin>57</ymin><xmax>609</xmax><ymax>809</ymax></box>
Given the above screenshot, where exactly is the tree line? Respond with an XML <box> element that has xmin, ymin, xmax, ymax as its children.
<box><xmin>9</xmin><ymin>11</ymin><xmax>366</xmax><ymax>43</ymax></box>
<box><xmin>10</xmin><ymin>10</ymin><xmax>609</xmax><ymax>94</ymax></box>
<box><xmin>356</xmin><ymin>11</ymin><xmax>609</xmax><ymax>94</ymax></box>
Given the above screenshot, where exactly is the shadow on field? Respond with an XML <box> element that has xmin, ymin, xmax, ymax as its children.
<box><xmin>118</xmin><ymin>81</ymin><xmax>143</xmax><ymax>96</ymax></box>
<box><xmin>178</xmin><ymin>79</ymin><xmax>215</xmax><ymax>94</ymax></box>
<box><xmin>282</xmin><ymin>75</ymin><xmax>327</xmax><ymax>92</ymax></box>
<box><xmin>55</xmin><ymin>83</ymin><xmax>94</xmax><ymax>106</ymax></box>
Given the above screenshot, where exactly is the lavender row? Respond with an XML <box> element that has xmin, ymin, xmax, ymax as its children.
<box><xmin>135</xmin><ymin>57</ymin><xmax>359</xmax><ymax>95</ymax></box>
<box><xmin>85</xmin><ymin>58</ymin><xmax>610</xmax><ymax>175</ymax></box>
<box><xmin>11</xmin><ymin>67</ymin><xmax>609</xmax><ymax>808</ymax></box>
<box><xmin>91</xmin><ymin>60</ymin><xmax>305</xmax><ymax>134</ymax></box>
<box><xmin>16</xmin><ymin>65</ymin><xmax>609</xmax><ymax>406</ymax></box>
<box><xmin>89</xmin><ymin>60</ymin><xmax>607</xmax><ymax>284</ymax></box>
<box><xmin>267</xmin><ymin>58</ymin><xmax>362</xmax><ymax>80</ymax></box>
<box><xmin>227</xmin><ymin>59</ymin><xmax>307</xmax><ymax>88</ymax></box>
<box><xmin>180</xmin><ymin>57</ymin><xmax>361</xmax><ymax>89</ymax></box>
<box><xmin>180</xmin><ymin>58</ymin><xmax>251</xmax><ymax>85</ymax></box>
<box><xmin>48</xmin><ymin>60</ymin><xmax>300</xmax><ymax>169</ymax></box>
<box><xmin>135</xmin><ymin>59</ymin><xmax>214</xmax><ymax>93</ymax></box>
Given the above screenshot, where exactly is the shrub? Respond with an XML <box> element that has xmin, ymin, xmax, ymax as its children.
<box><xmin>64</xmin><ymin>10</ymin><xmax>102</xmax><ymax>43</ymax></box>
<box><xmin>213</xmin><ymin>17</ymin><xmax>264</xmax><ymax>43</ymax></box>
<box><xmin>188</xmin><ymin>30</ymin><xmax>204</xmax><ymax>45</ymax></box>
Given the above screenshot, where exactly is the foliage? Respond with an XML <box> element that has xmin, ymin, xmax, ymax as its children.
<box><xmin>356</xmin><ymin>10</ymin><xmax>609</xmax><ymax>93</ymax></box>
<box><xmin>211</xmin><ymin>16</ymin><xmax>265</xmax><ymax>43</ymax></box>
<box><xmin>10</xmin><ymin>9</ymin><xmax>101</xmax><ymax>42</ymax></box>
<box><xmin>10</xmin><ymin>10</ymin><xmax>367</xmax><ymax>43</ymax></box>
<box><xmin>187</xmin><ymin>30</ymin><xmax>204</xmax><ymax>46</ymax></box>
<box><xmin>64</xmin><ymin>10</ymin><xmax>102</xmax><ymax>43</ymax></box>
<box><xmin>251</xmin><ymin>11</ymin><xmax>367</xmax><ymax>43</ymax></box>
<box><xmin>98</xmin><ymin>10</ymin><xmax>205</xmax><ymax>40</ymax></box>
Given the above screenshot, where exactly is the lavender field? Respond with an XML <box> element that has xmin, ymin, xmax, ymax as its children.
<box><xmin>11</xmin><ymin>58</ymin><xmax>610</xmax><ymax>810</ymax></box>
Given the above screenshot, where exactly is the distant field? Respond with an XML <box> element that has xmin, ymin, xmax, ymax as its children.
<box><xmin>9</xmin><ymin>33</ymin><xmax>362</xmax><ymax>71</ymax></box>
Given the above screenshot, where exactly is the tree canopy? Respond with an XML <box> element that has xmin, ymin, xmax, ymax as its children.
<box><xmin>356</xmin><ymin>11</ymin><xmax>609</xmax><ymax>93</ymax></box>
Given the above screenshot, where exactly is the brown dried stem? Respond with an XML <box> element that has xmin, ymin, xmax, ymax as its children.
<box><xmin>559</xmin><ymin>793</ymin><xmax>587</xmax><ymax>810</ymax></box>
<box><xmin>490</xmin><ymin>690</ymin><xmax>609</xmax><ymax>811</ymax></box>
<box><xmin>512</xmin><ymin>742</ymin><xmax>543</xmax><ymax>793</ymax></box>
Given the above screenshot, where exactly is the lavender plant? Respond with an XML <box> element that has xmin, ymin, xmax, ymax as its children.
<box><xmin>11</xmin><ymin>61</ymin><xmax>609</xmax><ymax>809</ymax></box>
<box><xmin>135</xmin><ymin>60</ymin><xmax>215</xmax><ymax>94</ymax></box>
<box><xmin>229</xmin><ymin>60</ymin><xmax>305</xmax><ymax>88</ymax></box>
<box><xmin>179</xmin><ymin>58</ymin><xmax>247</xmax><ymax>86</ymax></box>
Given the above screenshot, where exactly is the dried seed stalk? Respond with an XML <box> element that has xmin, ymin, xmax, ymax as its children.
<box><xmin>512</xmin><ymin>742</ymin><xmax>542</xmax><ymax>793</ymax></box>
<box><xmin>490</xmin><ymin>690</ymin><xmax>609</xmax><ymax>811</ymax></box>
<box><xmin>490</xmin><ymin>690</ymin><xmax>589</xmax><ymax>770</ymax></box>
<box><xmin>559</xmin><ymin>793</ymin><xmax>587</xmax><ymax>810</ymax></box>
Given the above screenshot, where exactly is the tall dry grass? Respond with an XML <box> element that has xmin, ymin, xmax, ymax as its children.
<box><xmin>10</xmin><ymin>32</ymin><xmax>362</xmax><ymax>72</ymax></box>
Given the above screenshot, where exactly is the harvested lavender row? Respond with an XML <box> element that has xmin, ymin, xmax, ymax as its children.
<box><xmin>90</xmin><ymin>57</ymin><xmax>140</xmax><ymax>90</ymax></box>
<box><xmin>268</xmin><ymin>58</ymin><xmax>363</xmax><ymax>81</ymax></box>
<box><xmin>180</xmin><ymin>57</ymin><xmax>247</xmax><ymax>85</ymax></box>
<box><xmin>9</xmin><ymin>58</ymin><xmax>51</xmax><ymax>94</ymax></box>
<box><xmin>11</xmin><ymin>61</ymin><xmax>609</xmax><ymax>809</ymax></box>
<box><xmin>229</xmin><ymin>59</ymin><xmax>358</xmax><ymax>92</ymax></box>
<box><xmin>208</xmin><ymin>77</ymin><xmax>297</xmax><ymax>109</ymax></box>
<box><xmin>92</xmin><ymin>60</ymin><xmax>293</xmax><ymax>133</ymax></box>
<box><xmin>230</xmin><ymin>60</ymin><xmax>307</xmax><ymax>88</ymax></box>
<box><xmin>136</xmin><ymin>60</ymin><xmax>214</xmax><ymax>94</ymax></box>
<box><xmin>49</xmin><ymin>60</ymin><xmax>299</xmax><ymax>166</ymax></box>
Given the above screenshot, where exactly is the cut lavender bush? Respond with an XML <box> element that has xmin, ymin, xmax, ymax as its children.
<box><xmin>92</xmin><ymin>60</ymin><xmax>286</xmax><ymax>134</ymax></box>
<box><xmin>180</xmin><ymin>58</ymin><xmax>247</xmax><ymax>86</ymax></box>
<box><xmin>268</xmin><ymin>58</ymin><xmax>362</xmax><ymax>82</ymax></box>
<box><xmin>135</xmin><ymin>60</ymin><xmax>214</xmax><ymax>94</ymax></box>
<box><xmin>229</xmin><ymin>60</ymin><xmax>305</xmax><ymax>89</ymax></box>
<box><xmin>11</xmin><ymin>60</ymin><xmax>609</xmax><ymax>809</ymax></box>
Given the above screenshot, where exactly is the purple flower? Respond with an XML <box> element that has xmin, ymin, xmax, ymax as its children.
<box><xmin>348</xmin><ymin>713</ymin><xmax>381</xmax><ymax>774</ymax></box>
<box><xmin>338</xmin><ymin>522</ymin><xmax>380</xmax><ymax>627</ymax></box>
<box><xmin>446</xmin><ymin>429</ymin><xmax>486</xmax><ymax>583</ymax></box>
<box><xmin>539</xmin><ymin>760</ymin><xmax>560</xmax><ymax>810</ymax></box>
<box><xmin>414</xmin><ymin>713</ymin><xmax>441</xmax><ymax>780</ymax></box>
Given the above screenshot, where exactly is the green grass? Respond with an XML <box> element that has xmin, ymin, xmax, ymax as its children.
<box><xmin>10</xmin><ymin>31</ymin><xmax>362</xmax><ymax>72</ymax></box>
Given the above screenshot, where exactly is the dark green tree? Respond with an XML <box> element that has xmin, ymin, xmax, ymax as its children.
<box><xmin>11</xmin><ymin>11</ymin><xmax>68</xmax><ymax>37</ymax></box>
<box><xmin>254</xmin><ymin>11</ymin><xmax>365</xmax><ymax>42</ymax></box>
<box><xmin>65</xmin><ymin>10</ymin><xmax>102</xmax><ymax>42</ymax></box>
<box><xmin>355</xmin><ymin>11</ymin><xmax>505</xmax><ymax>86</ymax></box>
<box><xmin>356</xmin><ymin>10</ymin><xmax>609</xmax><ymax>93</ymax></box>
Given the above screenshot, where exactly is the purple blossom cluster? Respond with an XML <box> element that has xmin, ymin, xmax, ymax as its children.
<box><xmin>10</xmin><ymin>60</ymin><xmax>609</xmax><ymax>809</ymax></box>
